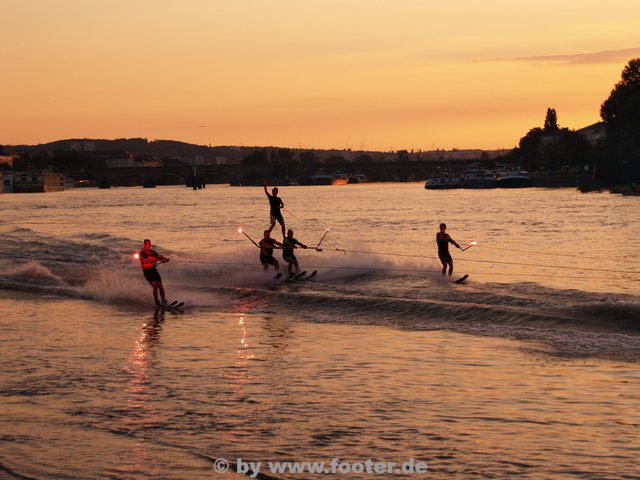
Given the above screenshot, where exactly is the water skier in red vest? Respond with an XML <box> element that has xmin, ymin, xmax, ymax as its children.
<box><xmin>139</xmin><ymin>239</ymin><xmax>170</xmax><ymax>306</ymax></box>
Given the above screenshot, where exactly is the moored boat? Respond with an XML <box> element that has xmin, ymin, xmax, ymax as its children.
<box><xmin>348</xmin><ymin>173</ymin><xmax>369</xmax><ymax>184</ymax></box>
<box><xmin>330</xmin><ymin>171</ymin><xmax>349</xmax><ymax>185</ymax></box>
<box><xmin>424</xmin><ymin>175</ymin><xmax>463</xmax><ymax>189</ymax></box>
<box><xmin>463</xmin><ymin>171</ymin><xmax>497</xmax><ymax>189</ymax></box>
<box><xmin>311</xmin><ymin>174</ymin><xmax>334</xmax><ymax>185</ymax></box>
<box><xmin>10</xmin><ymin>171</ymin><xmax>71</xmax><ymax>193</ymax></box>
<box><xmin>300</xmin><ymin>171</ymin><xmax>351</xmax><ymax>185</ymax></box>
<box><xmin>495</xmin><ymin>171</ymin><xmax>533</xmax><ymax>188</ymax></box>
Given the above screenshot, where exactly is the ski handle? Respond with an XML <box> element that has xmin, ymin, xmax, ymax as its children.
<box><xmin>461</xmin><ymin>242</ymin><xmax>477</xmax><ymax>252</ymax></box>
<box><xmin>314</xmin><ymin>228</ymin><xmax>333</xmax><ymax>252</ymax></box>
<box><xmin>135</xmin><ymin>253</ymin><xmax>168</xmax><ymax>266</ymax></box>
<box><xmin>239</xmin><ymin>229</ymin><xmax>260</xmax><ymax>248</ymax></box>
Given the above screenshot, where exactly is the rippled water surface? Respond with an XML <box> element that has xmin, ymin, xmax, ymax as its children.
<box><xmin>1</xmin><ymin>185</ymin><xmax>639</xmax><ymax>479</ymax></box>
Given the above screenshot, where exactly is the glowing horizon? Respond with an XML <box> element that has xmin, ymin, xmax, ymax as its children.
<box><xmin>1</xmin><ymin>1</ymin><xmax>639</xmax><ymax>151</ymax></box>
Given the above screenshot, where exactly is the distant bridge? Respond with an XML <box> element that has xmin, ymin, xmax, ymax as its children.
<box><xmin>74</xmin><ymin>159</ymin><xmax>490</xmax><ymax>187</ymax></box>
<box><xmin>74</xmin><ymin>164</ymin><xmax>272</xmax><ymax>188</ymax></box>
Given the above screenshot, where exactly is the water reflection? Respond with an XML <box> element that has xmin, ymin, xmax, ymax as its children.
<box><xmin>127</xmin><ymin>311</ymin><xmax>164</xmax><ymax>400</ymax></box>
<box><xmin>117</xmin><ymin>310</ymin><xmax>165</xmax><ymax>473</ymax></box>
<box><xmin>225</xmin><ymin>315</ymin><xmax>255</xmax><ymax>395</ymax></box>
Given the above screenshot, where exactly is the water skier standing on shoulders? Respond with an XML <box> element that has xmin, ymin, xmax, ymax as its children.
<box><xmin>139</xmin><ymin>239</ymin><xmax>170</xmax><ymax>306</ymax></box>
<box><xmin>264</xmin><ymin>184</ymin><xmax>286</xmax><ymax>237</ymax></box>
<box><xmin>282</xmin><ymin>229</ymin><xmax>308</xmax><ymax>275</ymax></box>
<box><xmin>259</xmin><ymin>230</ymin><xmax>283</xmax><ymax>272</ymax></box>
<box><xmin>436</xmin><ymin>223</ymin><xmax>461</xmax><ymax>276</ymax></box>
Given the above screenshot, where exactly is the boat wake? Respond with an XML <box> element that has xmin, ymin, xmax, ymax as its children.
<box><xmin>1</xmin><ymin>229</ymin><xmax>639</xmax><ymax>361</ymax></box>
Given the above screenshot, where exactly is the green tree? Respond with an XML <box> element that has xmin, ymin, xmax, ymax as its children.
<box><xmin>600</xmin><ymin>58</ymin><xmax>640</xmax><ymax>184</ymax></box>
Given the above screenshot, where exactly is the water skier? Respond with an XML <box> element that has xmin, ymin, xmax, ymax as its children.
<box><xmin>259</xmin><ymin>230</ymin><xmax>283</xmax><ymax>272</ymax></box>
<box><xmin>264</xmin><ymin>184</ymin><xmax>286</xmax><ymax>237</ymax></box>
<box><xmin>139</xmin><ymin>239</ymin><xmax>170</xmax><ymax>306</ymax></box>
<box><xmin>436</xmin><ymin>223</ymin><xmax>461</xmax><ymax>276</ymax></box>
<box><xmin>282</xmin><ymin>229</ymin><xmax>308</xmax><ymax>275</ymax></box>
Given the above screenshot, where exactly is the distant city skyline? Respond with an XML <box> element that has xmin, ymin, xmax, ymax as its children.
<box><xmin>1</xmin><ymin>1</ymin><xmax>639</xmax><ymax>151</ymax></box>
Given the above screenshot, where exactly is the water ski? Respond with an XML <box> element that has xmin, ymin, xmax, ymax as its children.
<box><xmin>308</xmin><ymin>270</ymin><xmax>317</xmax><ymax>279</ymax></box>
<box><xmin>274</xmin><ymin>272</ymin><xmax>283</xmax><ymax>280</ymax></box>
<box><xmin>454</xmin><ymin>274</ymin><xmax>469</xmax><ymax>284</ymax></box>
<box><xmin>157</xmin><ymin>301</ymin><xmax>183</xmax><ymax>311</ymax></box>
<box><xmin>285</xmin><ymin>271</ymin><xmax>306</xmax><ymax>281</ymax></box>
<box><xmin>156</xmin><ymin>300</ymin><xmax>177</xmax><ymax>309</ymax></box>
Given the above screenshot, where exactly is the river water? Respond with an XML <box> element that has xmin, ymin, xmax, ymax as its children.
<box><xmin>1</xmin><ymin>184</ymin><xmax>639</xmax><ymax>479</ymax></box>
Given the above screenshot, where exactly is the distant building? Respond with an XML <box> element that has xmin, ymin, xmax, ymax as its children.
<box><xmin>576</xmin><ymin>122</ymin><xmax>606</xmax><ymax>146</ymax></box>
<box><xmin>83</xmin><ymin>149</ymin><xmax>134</xmax><ymax>168</ymax></box>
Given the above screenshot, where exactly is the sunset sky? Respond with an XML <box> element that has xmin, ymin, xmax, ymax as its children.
<box><xmin>1</xmin><ymin>0</ymin><xmax>639</xmax><ymax>151</ymax></box>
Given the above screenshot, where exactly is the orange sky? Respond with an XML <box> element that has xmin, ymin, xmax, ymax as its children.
<box><xmin>1</xmin><ymin>0</ymin><xmax>639</xmax><ymax>151</ymax></box>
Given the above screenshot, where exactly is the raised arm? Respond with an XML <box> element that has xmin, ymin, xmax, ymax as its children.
<box><xmin>264</xmin><ymin>185</ymin><xmax>270</xmax><ymax>197</ymax></box>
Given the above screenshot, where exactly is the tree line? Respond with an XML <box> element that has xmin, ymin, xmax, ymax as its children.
<box><xmin>506</xmin><ymin>58</ymin><xmax>640</xmax><ymax>186</ymax></box>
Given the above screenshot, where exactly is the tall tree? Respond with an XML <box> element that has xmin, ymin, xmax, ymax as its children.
<box><xmin>599</xmin><ymin>58</ymin><xmax>640</xmax><ymax>184</ymax></box>
<box><xmin>543</xmin><ymin>108</ymin><xmax>559</xmax><ymax>132</ymax></box>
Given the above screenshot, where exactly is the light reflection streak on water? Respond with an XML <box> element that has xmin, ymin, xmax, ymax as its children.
<box><xmin>226</xmin><ymin>315</ymin><xmax>254</xmax><ymax>393</ymax></box>
<box><xmin>217</xmin><ymin>315</ymin><xmax>263</xmax><ymax>447</ymax></box>
<box><xmin>238</xmin><ymin>316</ymin><xmax>255</xmax><ymax>362</ymax></box>
<box><xmin>117</xmin><ymin>311</ymin><xmax>164</xmax><ymax>473</ymax></box>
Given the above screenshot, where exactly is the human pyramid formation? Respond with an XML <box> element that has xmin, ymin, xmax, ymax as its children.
<box><xmin>258</xmin><ymin>184</ymin><xmax>308</xmax><ymax>275</ymax></box>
